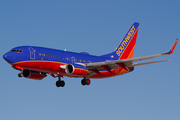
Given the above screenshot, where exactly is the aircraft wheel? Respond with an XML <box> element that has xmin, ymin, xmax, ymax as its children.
<box><xmin>81</xmin><ymin>79</ymin><xmax>86</xmax><ymax>86</ymax></box>
<box><xmin>86</xmin><ymin>79</ymin><xmax>91</xmax><ymax>85</ymax></box>
<box><xmin>60</xmin><ymin>80</ymin><xmax>65</xmax><ymax>87</ymax></box>
<box><xmin>56</xmin><ymin>81</ymin><xmax>61</xmax><ymax>87</ymax></box>
<box><xmin>56</xmin><ymin>80</ymin><xmax>65</xmax><ymax>87</ymax></box>
<box><xmin>81</xmin><ymin>78</ymin><xmax>91</xmax><ymax>86</ymax></box>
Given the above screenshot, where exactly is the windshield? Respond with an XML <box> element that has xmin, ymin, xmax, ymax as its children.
<box><xmin>10</xmin><ymin>49</ymin><xmax>23</xmax><ymax>53</ymax></box>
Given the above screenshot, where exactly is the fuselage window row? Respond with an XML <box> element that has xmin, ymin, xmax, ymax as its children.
<box><xmin>37</xmin><ymin>53</ymin><xmax>94</xmax><ymax>63</ymax></box>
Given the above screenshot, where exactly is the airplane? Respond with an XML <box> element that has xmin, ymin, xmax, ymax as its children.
<box><xmin>3</xmin><ymin>22</ymin><xmax>178</xmax><ymax>87</ymax></box>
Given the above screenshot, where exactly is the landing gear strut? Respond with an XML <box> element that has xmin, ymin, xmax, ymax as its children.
<box><xmin>81</xmin><ymin>78</ymin><xmax>91</xmax><ymax>86</ymax></box>
<box><xmin>56</xmin><ymin>76</ymin><xmax>65</xmax><ymax>87</ymax></box>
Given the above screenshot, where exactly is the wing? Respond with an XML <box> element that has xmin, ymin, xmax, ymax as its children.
<box><xmin>86</xmin><ymin>39</ymin><xmax>178</xmax><ymax>77</ymax></box>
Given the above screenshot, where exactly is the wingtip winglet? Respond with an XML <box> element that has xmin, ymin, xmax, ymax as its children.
<box><xmin>165</xmin><ymin>39</ymin><xmax>178</xmax><ymax>55</ymax></box>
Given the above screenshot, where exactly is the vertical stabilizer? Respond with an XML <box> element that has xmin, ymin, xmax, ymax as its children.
<box><xmin>101</xmin><ymin>22</ymin><xmax>139</xmax><ymax>60</ymax></box>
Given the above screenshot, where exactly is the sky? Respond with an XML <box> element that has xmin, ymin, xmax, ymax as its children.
<box><xmin>0</xmin><ymin>0</ymin><xmax>180</xmax><ymax>120</ymax></box>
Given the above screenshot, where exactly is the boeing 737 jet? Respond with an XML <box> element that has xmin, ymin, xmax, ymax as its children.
<box><xmin>3</xmin><ymin>22</ymin><xmax>178</xmax><ymax>87</ymax></box>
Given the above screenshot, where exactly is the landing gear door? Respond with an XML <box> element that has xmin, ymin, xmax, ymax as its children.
<box><xmin>28</xmin><ymin>47</ymin><xmax>35</xmax><ymax>59</ymax></box>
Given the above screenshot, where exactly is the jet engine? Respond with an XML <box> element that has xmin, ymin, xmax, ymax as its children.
<box><xmin>21</xmin><ymin>69</ymin><xmax>47</xmax><ymax>80</ymax></box>
<box><xmin>60</xmin><ymin>64</ymin><xmax>88</xmax><ymax>76</ymax></box>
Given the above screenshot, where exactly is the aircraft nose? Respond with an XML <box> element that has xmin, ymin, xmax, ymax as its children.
<box><xmin>3</xmin><ymin>52</ymin><xmax>12</xmax><ymax>63</ymax></box>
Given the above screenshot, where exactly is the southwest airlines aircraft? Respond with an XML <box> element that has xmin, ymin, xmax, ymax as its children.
<box><xmin>3</xmin><ymin>22</ymin><xmax>178</xmax><ymax>87</ymax></box>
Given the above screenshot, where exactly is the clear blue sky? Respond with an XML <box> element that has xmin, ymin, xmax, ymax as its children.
<box><xmin>0</xmin><ymin>0</ymin><xmax>180</xmax><ymax>120</ymax></box>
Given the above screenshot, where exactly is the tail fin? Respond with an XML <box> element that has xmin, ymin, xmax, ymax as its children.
<box><xmin>101</xmin><ymin>22</ymin><xmax>139</xmax><ymax>60</ymax></box>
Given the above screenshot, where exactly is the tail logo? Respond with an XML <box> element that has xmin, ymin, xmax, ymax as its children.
<box><xmin>116</xmin><ymin>25</ymin><xmax>136</xmax><ymax>56</ymax></box>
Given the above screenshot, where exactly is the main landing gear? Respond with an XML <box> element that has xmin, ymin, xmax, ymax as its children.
<box><xmin>56</xmin><ymin>76</ymin><xmax>65</xmax><ymax>87</ymax></box>
<box><xmin>81</xmin><ymin>78</ymin><xmax>91</xmax><ymax>86</ymax></box>
<box><xmin>55</xmin><ymin>76</ymin><xmax>91</xmax><ymax>87</ymax></box>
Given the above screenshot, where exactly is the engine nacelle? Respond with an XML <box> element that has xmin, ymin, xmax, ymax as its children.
<box><xmin>61</xmin><ymin>64</ymin><xmax>88</xmax><ymax>76</ymax></box>
<box><xmin>22</xmin><ymin>69</ymin><xmax>47</xmax><ymax>80</ymax></box>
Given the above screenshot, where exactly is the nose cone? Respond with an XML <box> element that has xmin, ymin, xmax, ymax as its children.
<box><xmin>3</xmin><ymin>52</ymin><xmax>13</xmax><ymax>64</ymax></box>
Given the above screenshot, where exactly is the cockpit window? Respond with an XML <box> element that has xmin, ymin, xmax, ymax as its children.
<box><xmin>10</xmin><ymin>49</ymin><xmax>23</xmax><ymax>53</ymax></box>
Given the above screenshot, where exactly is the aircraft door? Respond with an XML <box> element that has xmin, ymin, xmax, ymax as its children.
<box><xmin>28</xmin><ymin>47</ymin><xmax>36</xmax><ymax>59</ymax></box>
<box><xmin>71</xmin><ymin>57</ymin><xmax>75</xmax><ymax>63</ymax></box>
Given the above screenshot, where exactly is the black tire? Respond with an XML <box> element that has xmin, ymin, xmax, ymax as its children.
<box><xmin>60</xmin><ymin>81</ymin><xmax>65</xmax><ymax>87</ymax></box>
<box><xmin>81</xmin><ymin>79</ymin><xmax>86</xmax><ymax>86</ymax></box>
<box><xmin>56</xmin><ymin>81</ymin><xmax>61</xmax><ymax>87</ymax></box>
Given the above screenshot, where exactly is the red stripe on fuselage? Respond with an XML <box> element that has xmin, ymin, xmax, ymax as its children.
<box><xmin>12</xmin><ymin>61</ymin><xmax>130</xmax><ymax>79</ymax></box>
<box><xmin>12</xmin><ymin>61</ymin><xmax>89</xmax><ymax>78</ymax></box>
<box><xmin>12</xmin><ymin>61</ymin><xmax>66</xmax><ymax>74</ymax></box>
